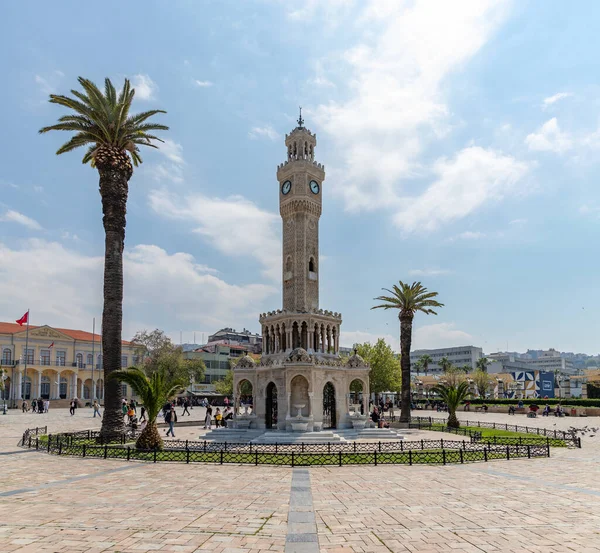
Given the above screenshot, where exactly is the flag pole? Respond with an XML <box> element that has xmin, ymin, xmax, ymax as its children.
<box><xmin>91</xmin><ymin>318</ymin><xmax>95</xmax><ymax>401</ymax></box>
<box><xmin>22</xmin><ymin>309</ymin><xmax>30</xmax><ymax>405</ymax></box>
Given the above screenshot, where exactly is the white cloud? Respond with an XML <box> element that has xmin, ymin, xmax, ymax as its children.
<box><xmin>148</xmin><ymin>189</ymin><xmax>281</xmax><ymax>281</ymax></box>
<box><xmin>158</xmin><ymin>139</ymin><xmax>184</xmax><ymax>165</ymax></box>
<box><xmin>394</xmin><ymin>147</ymin><xmax>530</xmax><ymax>232</ymax></box>
<box><xmin>408</xmin><ymin>269</ymin><xmax>452</xmax><ymax>277</ymax></box>
<box><xmin>35</xmin><ymin>75</ymin><xmax>55</xmax><ymax>95</ymax></box>
<box><xmin>0</xmin><ymin>239</ymin><xmax>274</xmax><ymax>338</ymax></box>
<box><xmin>249</xmin><ymin>125</ymin><xmax>280</xmax><ymax>141</ymax></box>
<box><xmin>285</xmin><ymin>0</ymin><xmax>353</xmax><ymax>21</ymax></box>
<box><xmin>340</xmin><ymin>330</ymin><xmax>399</xmax><ymax>353</ymax></box>
<box><xmin>458</xmin><ymin>231</ymin><xmax>486</xmax><ymax>239</ymax></box>
<box><xmin>314</xmin><ymin>0</ymin><xmax>511</xmax><ymax>213</ymax></box>
<box><xmin>194</xmin><ymin>80</ymin><xmax>213</xmax><ymax>88</ymax></box>
<box><xmin>412</xmin><ymin>322</ymin><xmax>474</xmax><ymax>350</ymax></box>
<box><xmin>509</xmin><ymin>218</ymin><xmax>527</xmax><ymax>225</ymax></box>
<box><xmin>131</xmin><ymin>74</ymin><xmax>158</xmax><ymax>101</ymax></box>
<box><xmin>542</xmin><ymin>92</ymin><xmax>573</xmax><ymax>108</ymax></box>
<box><xmin>0</xmin><ymin>210</ymin><xmax>42</xmax><ymax>230</ymax></box>
<box><xmin>525</xmin><ymin>118</ymin><xmax>573</xmax><ymax>153</ymax></box>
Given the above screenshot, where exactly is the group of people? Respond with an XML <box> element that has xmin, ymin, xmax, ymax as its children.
<box><xmin>21</xmin><ymin>398</ymin><xmax>48</xmax><ymax>413</ymax></box>
<box><xmin>203</xmin><ymin>404</ymin><xmax>233</xmax><ymax>429</ymax></box>
<box><xmin>122</xmin><ymin>398</ymin><xmax>147</xmax><ymax>427</ymax></box>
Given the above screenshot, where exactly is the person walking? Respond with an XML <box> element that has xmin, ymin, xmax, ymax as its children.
<box><xmin>121</xmin><ymin>399</ymin><xmax>128</xmax><ymax>421</ymax></box>
<box><xmin>22</xmin><ymin>400</ymin><xmax>28</xmax><ymax>413</ymax></box>
<box><xmin>224</xmin><ymin>396</ymin><xmax>229</xmax><ymax>409</ymax></box>
<box><xmin>182</xmin><ymin>398</ymin><xmax>191</xmax><ymax>417</ymax></box>
<box><xmin>215</xmin><ymin>407</ymin><xmax>223</xmax><ymax>428</ymax></box>
<box><xmin>69</xmin><ymin>399</ymin><xmax>76</xmax><ymax>416</ymax></box>
<box><xmin>44</xmin><ymin>399</ymin><xmax>49</xmax><ymax>413</ymax></box>
<box><xmin>93</xmin><ymin>399</ymin><xmax>101</xmax><ymax>418</ymax></box>
<box><xmin>37</xmin><ymin>398</ymin><xmax>43</xmax><ymax>414</ymax></box>
<box><xmin>31</xmin><ymin>399</ymin><xmax>37</xmax><ymax>413</ymax></box>
<box><xmin>165</xmin><ymin>404</ymin><xmax>177</xmax><ymax>437</ymax></box>
<box><xmin>204</xmin><ymin>404</ymin><xmax>213</xmax><ymax>429</ymax></box>
<box><xmin>139</xmin><ymin>405</ymin><xmax>146</xmax><ymax>423</ymax></box>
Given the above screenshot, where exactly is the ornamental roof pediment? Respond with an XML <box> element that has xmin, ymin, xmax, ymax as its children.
<box><xmin>20</xmin><ymin>326</ymin><xmax>73</xmax><ymax>341</ymax></box>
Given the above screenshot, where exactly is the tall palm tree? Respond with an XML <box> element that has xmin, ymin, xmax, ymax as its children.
<box><xmin>438</xmin><ymin>356</ymin><xmax>453</xmax><ymax>373</ymax></box>
<box><xmin>419</xmin><ymin>354</ymin><xmax>432</xmax><ymax>377</ymax></box>
<box><xmin>413</xmin><ymin>359</ymin><xmax>423</xmax><ymax>376</ymax></box>
<box><xmin>372</xmin><ymin>281</ymin><xmax>444</xmax><ymax>423</ymax></box>
<box><xmin>476</xmin><ymin>357</ymin><xmax>491</xmax><ymax>373</ymax></box>
<box><xmin>431</xmin><ymin>381</ymin><xmax>471</xmax><ymax>428</ymax></box>
<box><xmin>39</xmin><ymin>77</ymin><xmax>168</xmax><ymax>437</ymax></box>
<box><xmin>110</xmin><ymin>367</ymin><xmax>185</xmax><ymax>449</ymax></box>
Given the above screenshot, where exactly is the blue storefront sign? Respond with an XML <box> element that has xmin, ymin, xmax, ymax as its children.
<box><xmin>538</xmin><ymin>371</ymin><xmax>555</xmax><ymax>398</ymax></box>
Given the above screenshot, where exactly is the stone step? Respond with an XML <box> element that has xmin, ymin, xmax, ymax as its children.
<box><xmin>201</xmin><ymin>428</ymin><xmax>264</xmax><ymax>443</ymax></box>
<box><xmin>251</xmin><ymin>430</ymin><xmax>346</xmax><ymax>444</ymax></box>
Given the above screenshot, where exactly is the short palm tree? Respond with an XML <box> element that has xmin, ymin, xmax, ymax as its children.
<box><xmin>110</xmin><ymin>367</ymin><xmax>185</xmax><ymax>450</ymax></box>
<box><xmin>431</xmin><ymin>381</ymin><xmax>471</xmax><ymax>428</ymax></box>
<box><xmin>372</xmin><ymin>281</ymin><xmax>444</xmax><ymax>423</ymax></box>
<box><xmin>476</xmin><ymin>357</ymin><xmax>491</xmax><ymax>373</ymax></box>
<box><xmin>39</xmin><ymin>77</ymin><xmax>168</xmax><ymax>438</ymax></box>
<box><xmin>419</xmin><ymin>354</ymin><xmax>432</xmax><ymax>377</ymax></box>
<box><xmin>438</xmin><ymin>356</ymin><xmax>453</xmax><ymax>373</ymax></box>
<box><xmin>413</xmin><ymin>359</ymin><xmax>423</xmax><ymax>376</ymax></box>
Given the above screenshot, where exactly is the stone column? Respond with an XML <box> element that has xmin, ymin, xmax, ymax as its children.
<box><xmin>308</xmin><ymin>329</ymin><xmax>315</xmax><ymax>352</ymax></box>
<box><xmin>320</xmin><ymin>327</ymin><xmax>325</xmax><ymax>353</ymax></box>
<box><xmin>35</xmin><ymin>371</ymin><xmax>41</xmax><ymax>399</ymax></box>
<box><xmin>70</xmin><ymin>373</ymin><xmax>77</xmax><ymax>399</ymax></box>
<box><xmin>16</xmin><ymin>371</ymin><xmax>22</xmax><ymax>400</ymax></box>
<box><xmin>79</xmin><ymin>379</ymin><xmax>84</xmax><ymax>399</ymax></box>
<box><xmin>92</xmin><ymin>380</ymin><xmax>97</xmax><ymax>401</ymax></box>
<box><xmin>275</xmin><ymin>332</ymin><xmax>280</xmax><ymax>353</ymax></box>
<box><xmin>307</xmin><ymin>392</ymin><xmax>314</xmax><ymax>417</ymax></box>
<box><xmin>287</xmin><ymin>392</ymin><xmax>291</xmax><ymax>418</ymax></box>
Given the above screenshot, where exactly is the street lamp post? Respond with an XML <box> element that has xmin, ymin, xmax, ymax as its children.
<box><xmin>1</xmin><ymin>370</ymin><xmax>6</xmax><ymax>414</ymax></box>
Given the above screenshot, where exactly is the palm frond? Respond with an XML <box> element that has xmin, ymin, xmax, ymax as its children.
<box><xmin>39</xmin><ymin>76</ymin><xmax>168</xmax><ymax>169</ymax></box>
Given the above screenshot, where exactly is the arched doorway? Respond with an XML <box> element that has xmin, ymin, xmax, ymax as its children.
<box><xmin>238</xmin><ymin>379</ymin><xmax>253</xmax><ymax>413</ymax></box>
<box><xmin>323</xmin><ymin>382</ymin><xmax>336</xmax><ymax>429</ymax></box>
<box><xmin>349</xmin><ymin>379</ymin><xmax>364</xmax><ymax>415</ymax></box>
<box><xmin>266</xmin><ymin>382</ymin><xmax>278</xmax><ymax>429</ymax></box>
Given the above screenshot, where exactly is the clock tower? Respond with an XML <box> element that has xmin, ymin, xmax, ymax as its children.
<box><xmin>277</xmin><ymin>110</ymin><xmax>325</xmax><ymax>312</ymax></box>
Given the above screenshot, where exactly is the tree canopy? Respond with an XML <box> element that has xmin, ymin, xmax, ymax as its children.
<box><xmin>355</xmin><ymin>339</ymin><xmax>401</xmax><ymax>394</ymax></box>
<box><xmin>131</xmin><ymin>329</ymin><xmax>205</xmax><ymax>386</ymax></box>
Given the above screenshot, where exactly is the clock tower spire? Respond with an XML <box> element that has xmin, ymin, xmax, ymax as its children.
<box><xmin>277</xmin><ymin>116</ymin><xmax>325</xmax><ymax>312</ymax></box>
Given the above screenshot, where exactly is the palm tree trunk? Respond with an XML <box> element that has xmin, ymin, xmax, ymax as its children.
<box><xmin>447</xmin><ymin>410</ymin><xmax>459</xmax><ymax>428</ymax></box>
<box><xmin>136</xmin><ymin>421</ymin><xmax>163</xmax><ymax>450</ymax></box>
<box><xmin>98</xmin><ymin>165</ymin><xmax>129</xmax><ymax>439</ymax></box>
<box><xmin>399</xmin><ymin>313</ymin><xmax>413</xmax><ymax>423</ymax></box>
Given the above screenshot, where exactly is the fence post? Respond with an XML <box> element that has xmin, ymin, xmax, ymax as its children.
<box><xmin>153</xmin><ymin>449</ymin><xmax>157</xmax><ymax>463</ymax></box>
<box><xmin>127</xmin><ymin>446</ymin><xmax>131</xmax><ymax>462</ymax></box>
<box><xmin>88</xmin><ymin>429</ymin><xmax>91</xmax><ymax>439</ymax></box>
<box><xmin>441</xmin><ymin>439</ymin><xmax>444</xmax><ymax>449</ymax></box>
<box><xmin>546</xmin><ymin>436</ymin><xmax>550</xmax><ymax>449</ymax></box>
<box><xmin>291</xmin><ymin>451</ymin><xmax>294</xmax><ymax>467</ymax></box>
<box><xmin>83</xmin><ymin>444</ymin><xmax>86</xmax><ymax>457</ymax></box>
<box><xmin>105</xmin><ymin>445</ymin><xmax>108</xmax><ymax>459</ymax></box>
<box><xmin>506</xmin><ymin>446</ymin><xmax>510</xmax><ymax>460</ymax></box>
<box><xmin>378</xmin><ymin>441</ymin><xmax>381</xmax><ymax>452</ymax></box>
<box><xmin>28</xmin><ymin>436</ymin><xmax>31</xmax><ymax>448</ymax></box>
<box><xmin>36</xmin><ymin>438</ymin><xmax>39</xmax><ymax>450</ymax></box>
<box><xmin>554</xmin><ymin>430</ymin><xmax>557</xmax><ymax>439</ymax></box>
<box><xmin>374</xmin><ymin>450</ymin><xmax>377</xmax><ymax>466</ymax></box>
<box><xmin>421</xmin><ymin>439</ymin><xmax>424</xmax><ymax>450</ymax></box>
<box><xmin>255</xmin><ymin>451</ymin><xmax>258</xmax><ymax>466</ymax></box>
<box><xmin>400</xmin><ymin>441</ymin><xmax>403</xmax><ymax>452</ymax></box>
<box><xmin>442</xmin><ymin>450</ymin><xmax>446</xmax><ymax>465</ymax></box>
<box><xmin>58</xmin><ymin>440</ymin><xmax>62</xmax><ymax>455</ymax></box>
<box><xmin>275</xmin><ymin>443</ymin><xmax>278</xmax><ymax>454</ymax></box>
<box><xmin>186</xmin><ymin>443</ymin><xmax>190</xmax><ymax>464</ymax></box>
<box><xmin>519</xmin><ymin>437</ymin><xmax>522</xmax><ymax>446</ymax></box>
<box><xmin>547</xmin><ymin>444</ymin><xmax>550</xmax><ymax>457</ymax></box>
<box><xmin>339</xmin><ymin>451</ymin><xmax>343</xmax><ymax>467</ymax></box>
<box><xmin>409</xmin><ymin>450</ymin><xmax>412</xmax><ymax>465</ymax></box>
<box><xmin>327</xmin><ymin>442</ymin><xmax>330</xmax><ymax>454</ymax></box>
<box><xmin>354</xmin><ymin>442</ymin><xmax>357</xmax><ymax>453</ymax></box>
<box><xmin>459</xmin><ymin>449</ymin><xmax>464</xmax><ymax>464</ymax></box>
<box><xmin>220</xmin><ymin>450</ymin><xmax>224</xmax><ymax>465</ymax></box>
<box><xmin>578</xmin><ymin>437</ymin><xmax>582</xmax><ymax>449</ymax></box>
<box><xmin>302</xmin><ymin>442</ymin><xmax>305</xmax><ymax>453</ymax></box>
<box><xmin>250</xmin><ymin>443</ymin><xmax>253</xmax><ymax>454</ymax></box>
<box><xmin>224</xmin><ymin>442</ymin><xmax>227</xmax><ymax>452</ymax></box>
<box><xmin>484</xmin><ymin>447</ymin><xmax>488</xmax><ymax>462</ymax></box>
<box><xmin>47</xmin><ymin>435</ymin><xmax>51</xmax><ymax>452</ymax></box>
<box><xmin>527</xmin><ymin>445</ymin><xmax>531</xmax><ymax>458</ymax></box>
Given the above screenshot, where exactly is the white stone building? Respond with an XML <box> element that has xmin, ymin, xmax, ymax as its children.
<box><xmin>410</xmin><ymin>345</ymin><xmax>484</xmax><ymax>374</ymax></box>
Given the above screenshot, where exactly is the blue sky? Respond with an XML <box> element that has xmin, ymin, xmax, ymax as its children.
<box><xmin>1</xmin><ymin>0</ymin><xmax>599</xmax><ymax>354</ymax></box>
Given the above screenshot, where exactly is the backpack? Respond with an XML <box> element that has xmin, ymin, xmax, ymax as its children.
<box><xmin>164</xmin><ymin>410</ymin><xmax>172</xmax><ymax>423</ymax></box>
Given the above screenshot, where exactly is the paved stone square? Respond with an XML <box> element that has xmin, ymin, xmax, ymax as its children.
<box><xmin>1</xmin><ymin>408</ymin><xmax>600</xmax><ymax>552</ymax></box>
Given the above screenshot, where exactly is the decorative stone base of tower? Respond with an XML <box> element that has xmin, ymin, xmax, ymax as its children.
<box><xmin>233</xmin><ymin>348</ymin><xmax>370</xmax><ymax>431</ymax></box>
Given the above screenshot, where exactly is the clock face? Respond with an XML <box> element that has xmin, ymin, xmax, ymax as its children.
<box><xmin>310</xmin><ymin>180</ymin><xmax>320</xmax><ymax>194</ymax></box>
<box><xmin>281</xmin><ymin>180</ymin><xmax>292</xmax><ymax>195</ymax></box>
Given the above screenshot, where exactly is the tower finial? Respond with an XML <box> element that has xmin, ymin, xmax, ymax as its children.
<box><xmin>297</xmin><ymin>106</ymin><xmax>304</xmax><ymax>128</ymax></box>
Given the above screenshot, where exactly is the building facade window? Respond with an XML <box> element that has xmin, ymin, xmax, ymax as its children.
<box><xmin>23</xmin><ymin>348</ymin><xmax>34</xmax><ymax>364</ymax></box>
<box><xmin>121</xmin><ymin>384</ymin><xmax>128</xmax><ymax>398</ymax></box>
<box><xmin>56</xmin><ymin>351</ymin><xmax>66</xmax><ymax>366</ymax></box>
<box><xmin>2</xmin><ymin>348</ymin><xmax>12</xmax><ymax>365</ymax></box>
<box><xmin>121</xmin><ymin>356</ymin><xmax>128</xmax><ymax>368</ymax></box>
<box><xmin>41</xmin><ymin>349</ymin><xmax>51</xmax><ymax>366</ymax></box>
<box><xmin>87</xmin><ymin>353</ymin><xmax>93</xmax><ymax>366</ymax></box>
<box><xmin>41</xmin><ymin>376</ymin><xmax>50</xmax><ymax>399</ymax></box>
<box><xmin>76</xmin><ymin>353</ymin><xmax>84</xmax><ymax>368</ymax></box>
<box><xmin>97</xmin><ymin>354</ymin><xmax>102</xmax><ymax>369</ymax></box>
<box><xmin>60</xmin><ymin>377</ymin><xmax>68</xmax><ymax>398</ymax></box>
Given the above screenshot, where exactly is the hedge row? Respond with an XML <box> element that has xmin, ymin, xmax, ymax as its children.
<box><xmin>462</xmin><ymin>398</ymin><xmax>600</xmax><ymax>408</ymax></box>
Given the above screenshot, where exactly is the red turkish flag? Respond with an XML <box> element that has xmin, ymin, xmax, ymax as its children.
<box><xmin>48</xmin><ymin>342</ymin><xmax>54</xmax><ymax>349</ymax></box>
<box><xmin>16</xmin><ymin>312</ymin><xmax>28</xmax><ymax>326</ymax></box>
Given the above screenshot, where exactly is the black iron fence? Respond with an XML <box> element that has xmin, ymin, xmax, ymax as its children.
<box><xmin>18</xmin><ymin>426</ymin><xmax>47</xmax><ymax>447</ymax></box>
<box><xmin>409</xmin><ymin>416</ymin><xmax>581</xmax><ymax>447</ymax></box>
<box><xmin>20</xmin><ymin>428</ymin><xmax>552</xmax><ymax>466</ymax></box>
